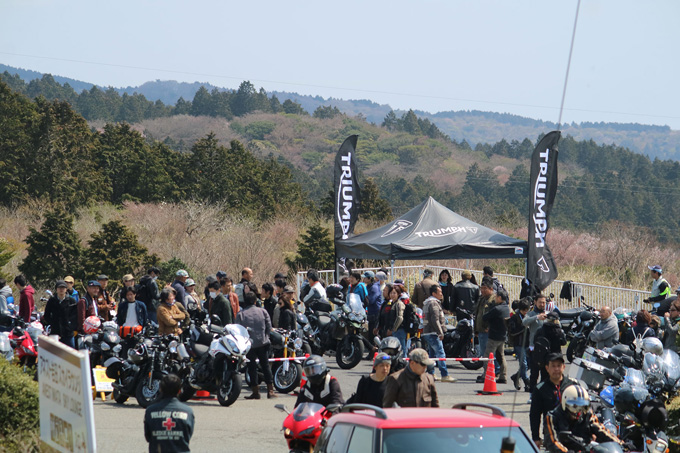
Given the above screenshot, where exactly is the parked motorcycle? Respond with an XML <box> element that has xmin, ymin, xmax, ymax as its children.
<box><xmin>566</xmin><ymin>309</ymin><xmax>600</xmax><ymax>362</ymax></box>
<box><xmin>9</xmin><ymin>319</ymin><xmax>42</xmax><ymax>367</ymax></box>
<box><xmin>179</xmin><ymin>323</ymin><xmax>251</xmax><ymax>406</ymax></box>
<box><xmin>78</xmin><ymin>320</ymin><xmax>122</xmax><ymax>366</ymax></box>
<box><xmin>442</xmin><ymin>308</ymin><xmax>483</xmax><ymax>370</ymax></box>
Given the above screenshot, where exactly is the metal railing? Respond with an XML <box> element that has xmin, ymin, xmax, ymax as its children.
<box><xmin>297</xmin><ymin>265</ymin><xmax>651</xmax><ymax>312</ymax></box>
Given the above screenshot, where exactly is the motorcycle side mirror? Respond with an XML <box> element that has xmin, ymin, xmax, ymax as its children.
<box><xmin>274</xmin><ymin>404</ymin><xmax>290</xmax><ymax>414</ymax></box>
<box><xmin>549</xmin><ymin>293</ymin><xmax>555</xmax><ymax>300</ymax></box>
<box><xmin>210</xmin><ymin>314</ymin><xmax>222</xmax><ymax>325</ymax></box>
<box><xmin>326</xmin><ymin>403</ymin><xmax>342</xmax><ymax>414</ymax></box>
<box><xmin>45</xmin><ymin>290</ymin><xmax>53</xmax><ymax>296</ymax></box>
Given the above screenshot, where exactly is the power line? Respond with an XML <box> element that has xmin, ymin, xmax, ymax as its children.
<box><xmin>2</xmin><ymin>51</ymin><xmax>680</xmax><ymax>122</ymax></box>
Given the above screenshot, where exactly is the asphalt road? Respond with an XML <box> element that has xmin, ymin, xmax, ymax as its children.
<box><xmin>93</xmin><ymin>355</ymin><xmax>531</xmax><ymax>452</ymax></box>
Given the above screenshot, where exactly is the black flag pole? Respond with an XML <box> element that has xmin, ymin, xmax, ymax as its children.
<box><xmin>333</xmin><ymin>135</ymin><xmax>361</xmax><ymax>281</ymax></box>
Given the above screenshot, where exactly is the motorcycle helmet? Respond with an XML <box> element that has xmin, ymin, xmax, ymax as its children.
<box><xmin>614</xmin><ymin>387</ymin><xmax>637</xmax><ymax>414</ymax></box>
<box><xmin>640</xmin><ymin>337</ymin><xmax>663</xmax><ymax>356</ymax></box>
<box><xmin>302</xmin><ymin>355</ymin><xmax>328</xmax><ymax>386</ymax></box>
<box><xmin>378</xmin><ymin>336</ymin><xmax>403</xmax><ymax>360</ymax></box>
<box><xmin>325</xmin><ymin>284</ymin><xmax>344</xmax><ymax>305</ymax></box>
<box><xmin>640</xmin><ymin>398</ymin><xmax>668</xmax><ymax>430</ymax></box>
<box><xmin>561</xmin><ymin>385</ymin><xmax>590</xmax><ymax>419</ymax></box>
<box><xmin>83</xmin><ymin>316</ymin><xmax>101</xmax><ymax>334</ymax></box>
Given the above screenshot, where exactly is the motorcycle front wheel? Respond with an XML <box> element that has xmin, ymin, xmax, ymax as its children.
<box><xmin>273</xmin><ymin>362</ymin><xmax>302</xmax><ymax>394</ymax></box>
<box><xmin>135</xmin><ymin>375</ymin><xmax>162</xmax><ymax>408</ymax></box>
<box><xmin>461</xmin><ymin>343</ymin><xmax>484</xmax><ymax>370</ymax></box>
<box><xmin>113</xmin><ymin>388</ymin><xmax>129</xmax><ymax>404</ymax></box>
<box><xmin>336</xmin><ymin>336</ymin><xmax>364</xmax><ymax>369</ymax></box>
<box><xmin>567</xmin><ymin>338</ymin><xmax>586</xmax><ymax>363</ymax></box>
<box><xmin>217</xmin><ymin>373</ymin><xmax>242</xmax><ymax>407</ymax></box>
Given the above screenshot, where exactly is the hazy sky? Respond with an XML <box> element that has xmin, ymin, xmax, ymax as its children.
<box><xmin>2</xmin><ymin>0</ymin><xmax>679</xmax><ymax>128</ymax></box>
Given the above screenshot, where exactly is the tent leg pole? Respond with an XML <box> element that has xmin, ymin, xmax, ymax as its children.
<box><xmin>390</xmin><ymin>260</ymin><xmax>395</xmax><ymax>283</ymax></box>
<box><xmin>466</xmin><ymin>259</ymin><xmax>470</xmax><ymax>271</ymax></box>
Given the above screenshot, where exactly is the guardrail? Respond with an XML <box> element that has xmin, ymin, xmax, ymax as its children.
<box><xmin>296</xmin><ymin>265</ymin><xmax>650</xmax><ymax>312</ymax></box>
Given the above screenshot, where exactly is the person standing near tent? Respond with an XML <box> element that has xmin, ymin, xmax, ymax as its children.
<box><xmin>452</xmin><ymin>270</ymin><xmax>480</xmax><ymax>313</ymax></box>
<box><xmin>437</xmin><ymin>270</ymin><xmax>454</xmax><ymax>312</ymax></box>
<box><xmin>412</xmin><ymin>269</ymin><xmax>436</xmax><ymax>309</ymax></box>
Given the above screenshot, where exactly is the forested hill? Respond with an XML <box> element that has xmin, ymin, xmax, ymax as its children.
<box><xmin>2</xmin><ymin>64</ymin><xmax>678</xmax><ymax>161</ymax></box>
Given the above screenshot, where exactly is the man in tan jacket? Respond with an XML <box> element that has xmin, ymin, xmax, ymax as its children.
<box><xmin>422</xmin><ymin>285</ymin><xmax>456</xmax><ymax>382</ymax></box>
<box><xmin>411</xmin><ymin>269</ymin><xmax>436</xmax><ymax>309</ymax></box>
<box><xmin>383</xmin><ymin>348</ymin><xmax>439</xmax><ymax>407</ymax></box>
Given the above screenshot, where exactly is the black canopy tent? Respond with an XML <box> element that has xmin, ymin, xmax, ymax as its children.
<box><xmin>335</xmin><ymin>197</ymin><xmax>528</xmax><ymax>262</ymax></box>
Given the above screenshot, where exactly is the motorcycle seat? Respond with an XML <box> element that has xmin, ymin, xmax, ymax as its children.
<box><xmin>209</xmin><ymin>324</ymin><xmax>224</xmax><ymax>334</ymax></box>
<box><xmin>446</xmin><ymin>325</ymin><xmax>456</xmax><ymax>332</ymax></box>
<box><xmin>193</xmin><ymin>342</ymin><xmax>210</xmax><ymax>357</ymax></box>
<box><xmin>559</xmin><ymin>307</ymin><xmax>585</xmax><ymax>319</ymax></box>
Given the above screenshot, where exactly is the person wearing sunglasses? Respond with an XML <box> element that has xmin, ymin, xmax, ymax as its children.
<box><xmin>663</xmin><ymin>299</ymin><xmax>680</xmax><ymax>352</ymax></box>
<box><xmin>383</xmin><ymin>348</ymin><xmax>439</xmax><ymax>408</ymax></box>
<box><xmin>346</xmin><ymin>353</ymin><xmax>392</xmax><ymax>407</ymax></box>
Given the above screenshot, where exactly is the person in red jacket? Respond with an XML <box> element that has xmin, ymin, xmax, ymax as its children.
<box><xmin>13</xmin><ymin>275</ymin><xmax>34</xmax><ymax>322</ymax></box>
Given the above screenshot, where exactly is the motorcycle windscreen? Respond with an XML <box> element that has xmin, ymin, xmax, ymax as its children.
<box><xmin>225</xmin><ymin>324</ymin><xmax>249</xmax><ymax>339</ymax></box>
<box><xmin>293</xmin><ymin>402</ymin><xmax>325</xmax><ymax>421</ymax></box>
<box><xmin>347</xmin><ymin>294</ymin><xmax>366</xmax><ymax>316</ymax></box>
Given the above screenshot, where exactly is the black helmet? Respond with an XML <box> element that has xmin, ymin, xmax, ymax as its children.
<box><xmin>614</xmin><ymin>387</ymin><xmax>637</xmax><ymax>414</ymax></box>
<box><xmin>302</xmin><ymin>355</ymin><xmax>328</xmax><ymax>386</ymax></box>
<box><xmin>379</xmin><ymin>336</ymin><xmax>402</xmax><ymax>358</ymax></box>
<box><xmin>326</xmin><ymin>284</ymin><xmax>344</xmax><ymax>305</ymax></box>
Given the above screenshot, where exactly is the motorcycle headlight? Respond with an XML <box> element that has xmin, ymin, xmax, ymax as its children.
<box><xmin>293</xmin><ymin>338</ymin><xmax>303</xmax><ymax>350</ymax></box>
<box><xmin>348</xmin><ymin>313</ymin><xmax>358</xmax><ymax>322</ymax></box>
<box><xmin>113</xmin><ymin>344</ymin><xmax>122</xmax><ymax>353</ymax></box>
<box><xmin>168</xmin><ymin>340</ymin><xmax>178</xmax><ymax>354</ymax></box>
<box><xmin>100</xmin><ymin>342</ymin><xmax>111</xmax><ymax>351</ymax></box>
<box><xmin>303</xmin><ymin>324</ymin><xmax>312</xmax><ymax>333</ymax></box>
<box><xmin>226</xmin><ymin>337</ymin><xmax>239</xmax><ymax>354</ymax></box>
<box><xmin>299</xmin><ymin>426</ymin><xmax>316</xmax><ymax>437</ymax></box>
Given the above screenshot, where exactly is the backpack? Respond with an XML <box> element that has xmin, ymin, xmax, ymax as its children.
<box><xmin>234</xmin><ymin>283</ymin><xmax>245</xmax><ymax>304</ymax></box>
<box><xmin>136</xmin><ymin>276</ymin><xmax>153</xmax><ymax>305</ymax></box>
<box><xmin>402</xmin><ymin>302</ymin><xmax>420</xmax><ymax>336</ymax></box>
<box><xmin>533</xmin><ymin>332</ymin><xmax>551</xmax><ymax>368</ymax></box>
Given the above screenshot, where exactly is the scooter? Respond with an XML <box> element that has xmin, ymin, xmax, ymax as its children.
<box><xmin>275</xmin><ymin>403</ymin><xmax>341</xmax><ymax>453</ymax></box>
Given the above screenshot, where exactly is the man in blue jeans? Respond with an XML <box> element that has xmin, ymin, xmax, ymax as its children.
<box><xmin>422</xmin><ymin>284</ymin><xmax>456</xmax><ymax>383</ymax></box>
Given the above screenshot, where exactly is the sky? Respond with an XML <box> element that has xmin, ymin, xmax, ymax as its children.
<box><xmin>2</xmin><ymin>0</ymin><xmax>679</xmax><ymax>129</ymax></box>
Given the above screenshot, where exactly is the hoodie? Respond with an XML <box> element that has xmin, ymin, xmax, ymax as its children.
<box><xmin>19</xmin><ymin>285</ymin><xmax>35</xmax><ymax>322</ymax></box>
<box><xmin>0</xmin><ymin>285</ymin><xmax>11</xmax><ymax>316</ymax></box>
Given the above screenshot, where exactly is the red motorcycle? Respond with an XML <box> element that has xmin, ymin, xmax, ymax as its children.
<box><xmin>275</xmin><ymin>402</ymin><xmax>340</xmax><ymax>453</ymax></box>
<box><xmin>9</xmin><ymin>320</ymin><xmax>42</xmax><ymax>367</ymax></box>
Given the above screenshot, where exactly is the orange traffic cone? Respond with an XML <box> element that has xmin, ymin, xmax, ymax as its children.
<box><xmin>193</xmin><ymin>390</ymin><xmax>214</xmax><ymax>400</ymax></box>
<box><xmin>476</xmin><ymin>353</ymin><xmax>502</xmax><ymax>395</ymax></box>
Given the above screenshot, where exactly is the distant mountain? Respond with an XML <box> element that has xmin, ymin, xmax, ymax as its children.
<box><xmin>2</xmin><ymin>63</ymin><xmax>679</xmax><ymax>160</ymax></box>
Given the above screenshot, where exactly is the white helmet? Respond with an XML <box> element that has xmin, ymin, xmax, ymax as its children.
<box><xmin>561</xmin><ymin>385</ymin><xmax>590</xmax><ymax>418</ymax></box>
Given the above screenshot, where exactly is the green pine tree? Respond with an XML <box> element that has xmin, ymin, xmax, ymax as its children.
<box><xmin>360</xmin><ymin>178</ymin><xmax>392</xmax><ymax>221</ymax></box>
<box><xmin>285</xmin><ymin>224</ymin><xmax>335</xmax><ymax>271</ymax></box>
<box><xmin>82</xmin><ymin>220</ymin><xmax>155</xmax><ymax>282</ymax></box>
<box><xmin>18</xmin><ymin>208</ymin><xmax>83</xmax><ymax>286</ymax></box>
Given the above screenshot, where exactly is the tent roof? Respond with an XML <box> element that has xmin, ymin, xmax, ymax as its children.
<box><xmin>336</xmin><ymin>197</ymin><xmax>527</xmax><ymax>260</ymax></box>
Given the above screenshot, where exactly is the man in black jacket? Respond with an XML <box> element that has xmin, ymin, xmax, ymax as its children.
<box><xmin>451</xmin><ymin>270</ymin><xmax>480</xmax><ymax>313</ymax></box>
<box><xmin>529</xmin><ymin>353</ymin><xmax>578</xmax><ymax>448</ymax></box>
<box><xmin>144</xmin><ymin>374</ymin><xmax>194</xmax><ymax>453</ymax></box>
<box><xmin>478</xmin><ymin>288</ymin><xmax>510</xmax><ymax>384</ymax></box>
<box><xmin>207</xmin><ymin>281</ymin><xmax>232</xmax><ymax>326</ymax></box>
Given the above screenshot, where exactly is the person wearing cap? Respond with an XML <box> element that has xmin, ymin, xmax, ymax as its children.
<box><xmin>645</xmin><ymin>265</ymin><xmax>672</xmax><ymax>304</ymax></box>
<box><xmin>347</xmin><ymin>353</ymin><xmax>391</xmax><ymax>407</ymax></box>
<box><xmin>363</xmin><ymin>270</ymin><xmax>383</xmax><ymax>342</ymax></box>
<box><xmin>412</xmin><ymin>269</ymin><xmax>436</xmax><ymax>309</ymax></box>
<box><xmin>172</xmin><ymin>270</ymin><xmax>189</xmax><ymax>309</ymax></box>
<box><xmin>278</xmin><ymin>286</ymin><xmax>297</xmax><ymax>331</ymax></box>
<box><xmin>375</xmin><ymin>271</ymin><xmax>388</xmax><ymax>293</ymax></box>
<box><xmin>64</xmin><ymin>275</ymin><xmax>79</xmax><ymax>301</ymax></box>
<box><xmin>588</xmin><ymin>306</ymin><xmax>619</xmax><ymax>349</ymax></box>
<box><xmin>184</xmin><ymin>278</ymin><xmax>202</xmax><ymax>314</ymax></box>
<box><xmin>383</xmin><ymin>348</ymin><xmax>439</xmax><ymax>408</ymax></box>
<box><xmin>530</xmin><ymin>353</ymin><xmax>579</xmax><ymax>447</ymax></box>
<box><xmin>43</xmin><ymin>280</ymin><xmax>73</xmax><ymax>346</ymax></box>
<box><xmin>452</xmin><ymin>270</ymin><xmax>480</xmax><ymax>313</ymax></box>
<box><xmin>96</xmin><ymin>275</ymin><xmax>115</xmax><ymax>322</ymax></box>
<box><xmin>77</xmin><ymin>281</ymin><xmax>100</xmax><ymax>334</ymax></box>
<box><xmin>119</xmin><ymin>274</ymin><xmax>135</xmax><ymax>305</ymax></box>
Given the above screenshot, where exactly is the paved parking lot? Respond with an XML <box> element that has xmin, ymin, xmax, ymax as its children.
<box><xmin>94</xmin><ymin>355</ymin><xmax>530</xmax><ymax>452</ymax></box>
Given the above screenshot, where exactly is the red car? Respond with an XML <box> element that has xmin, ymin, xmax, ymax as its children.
<box><xmin>314</xmin><ymin>403</ymin><xmax>538</xmax><ymax>453</ymax></box>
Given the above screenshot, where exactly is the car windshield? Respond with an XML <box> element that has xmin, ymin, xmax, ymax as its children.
<box><xmin>382</xmin><ymin>427</ymin><xmax>536</xmax><ymax>453</ymax></box>
<box><xmin>293</xmin><ymin>402</ymin><xmax>325</xmax><ymax>421</ymax></box>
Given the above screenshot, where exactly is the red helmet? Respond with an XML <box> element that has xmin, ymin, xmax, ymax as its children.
<box><xmin>83</xmin><ymin>316</ymin><xmax>101</xmax><ymax>334</ymax></box>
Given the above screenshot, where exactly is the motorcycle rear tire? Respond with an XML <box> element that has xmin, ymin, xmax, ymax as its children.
<box><xmin>336</xmin><ymin>336</ymin><xmax>364</xmax><ymax>370</ymax></box>
<box><xmin>135</xmin><ymin>375</ymin><xmax>162</xmax><ymax>408</ymax></box>
<box><xmin>273</xmin><ymin>362</ymin><xmax>302</xmax><ymax>394</ymax></box>
<box><xmin>461</xmin><ymin>344</ymin><xmax>484</xmax><ymax>370</ymax></box>
<box><xmin>217</xmin><ymin>373</ymin><xmax>242</xmax><ymax>407</ymax></box>
<box><xmin>113</xmin><ymin>388</ymin><xmax>129</xmax><ymax>404</ymax></box>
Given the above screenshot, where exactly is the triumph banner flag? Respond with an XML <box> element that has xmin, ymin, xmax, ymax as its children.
<box><xmin>527</xmin><ymin>131</ymin><xmax>560</xmax><ymax>291</ymax></box>
<box><xmin>334</xmin><ymin>135</ymin><xmax>361</xmax><ymax>276</ymax></box>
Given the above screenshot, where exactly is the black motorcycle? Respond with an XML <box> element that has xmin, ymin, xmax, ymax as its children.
<box><xmin>79</xmin><ymin>320</ymin><xmax>123</xmax><ymax>366</ymax></box>
<box><xmin>304</xmin><ymin>295</ymin><xmax>366</xmax><ymax>370</ymax></box>
<box><xmin>566</xmin><ymin>309</ymin><xmax>599</xmax><ymax>363</ymax></box>
<box><xmin>442</xmin><ymin>308</ymin><xmax>483</xmax><ymax>370</ymax></box>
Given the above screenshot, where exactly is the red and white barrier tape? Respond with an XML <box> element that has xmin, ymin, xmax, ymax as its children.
<box><xmin>405</xmin><ymin>357</ymin><xmax>490</xmax><ymax>362</ymax></box>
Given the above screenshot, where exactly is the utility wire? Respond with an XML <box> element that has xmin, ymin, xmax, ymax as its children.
<box><xmin>1</xmin><ymin>50</ymin><xmax>679</xmax><ymax>122</ymax></box>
